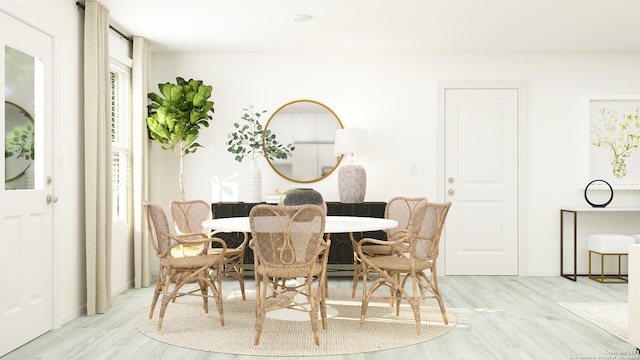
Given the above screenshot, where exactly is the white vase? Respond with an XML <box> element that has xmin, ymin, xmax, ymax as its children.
<box><xmin>244</xmin><ymin>160</ymin><xmax>262</xmax><ymax>203</ymax></box>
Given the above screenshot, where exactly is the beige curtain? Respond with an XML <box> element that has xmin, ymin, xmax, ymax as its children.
<box><xmin>84</xmin><ymin>0</ymin><xmax>112</xmax><ymax>316</ymax></box>
<box><xmin>133</xmin><ymin>36</ymin><xmax>151</xmax><ymax>288</ymax></box>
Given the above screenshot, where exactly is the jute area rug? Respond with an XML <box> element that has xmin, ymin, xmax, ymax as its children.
<box><xmin>136</xmin><ymin>288</ymin><xmax>457</xmax><ymax>356</ymax></box>
<box><xmin>557</xmin><ymin>302</ymin><xmax>628</xmax><ymax>341</ymax></box>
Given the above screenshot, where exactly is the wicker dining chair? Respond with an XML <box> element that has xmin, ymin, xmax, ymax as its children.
<box><xmin>351</xmin><ymin>196</ymin><xmax>429</xmax><ymax>297</ymax></box>
<box><xmin>170</xmin><ymin>199</ymin><xmax>248</xmax><ymax>300</ymax></box>
<box><xmin>249</xmin><ymin>204</ymin><xmax>330</xmax><ymax>346</ymax></box>
<box><xmin>144</xmin><ymin>201</ymin><xmax>227</xmax><ymax>330</ymax></box>
<box><xmin>357</xmin><ymin>201</ymin><xmax>451</xmax><ymax>335</ymax></box>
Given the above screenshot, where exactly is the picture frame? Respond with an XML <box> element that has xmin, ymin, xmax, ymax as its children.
<box><xmin>580</xmin><ymin>95</ymin><xmax>640</xmax><ymax>189</ymax></box>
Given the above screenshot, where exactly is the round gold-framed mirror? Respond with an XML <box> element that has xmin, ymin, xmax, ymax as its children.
<box><xmin>265</xmin><ymin>100</ymin><xmax>344</xmax><ymax>183</ymax></box>
<box><xmin>4</xmin><ymin>101</ymin><xmax>34</xmax><ymax>184</ymax></box>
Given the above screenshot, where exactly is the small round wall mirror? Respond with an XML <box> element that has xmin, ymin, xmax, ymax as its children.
<box><xmin>265</xmin><ymin>100</ymin><xmax>344</xmax><ymax>183</ymax></box>
<box><xmin>4</xmin><ymin>101</ymin><xmax>34</xmax><ymax>185</ymax></box>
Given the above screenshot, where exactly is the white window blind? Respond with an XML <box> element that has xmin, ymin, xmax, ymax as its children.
<box><xmin>110</xmin><ymin>62</ymin><xmax>130</xmax><ymax>221</ymax></box>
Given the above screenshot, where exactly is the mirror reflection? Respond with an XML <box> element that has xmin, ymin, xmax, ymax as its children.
<box><xmin>5</xmin><ymin>45</ymin><xmax>36</xmax><ymax>190</ymax></box>
<box><xmin>4</xmin><ymin>101</ymin><xmax>34</xmax><ymax>189</ymax></box>
<box><xmin>265</xmin><ymin>100</ymin><xmax>343</xmax><ymax>183</ymax></box>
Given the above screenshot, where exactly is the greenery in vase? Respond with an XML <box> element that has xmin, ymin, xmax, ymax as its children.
<box><xmin>4</xmin><ymin>106</ymin><xmax>34</xmax><ymax>161</ymax></box>
<box><xmin>591</xmin><ymin>107</ymin><xmax>640</xmax><ymax>178</ymax></box>
<box><xmin>226</xmin><ymin>105</ymin><xmax>295</xmax><ymax>162</ymax></box>
<box><xmin>146</xmin><ymin>77</ymin><xmax>215</xmax><ymax>200</ymax></box>
<box><xmin>5</xmin><ymin>123</ymin><xmax>34</xmax><ymax>161</ymax></box>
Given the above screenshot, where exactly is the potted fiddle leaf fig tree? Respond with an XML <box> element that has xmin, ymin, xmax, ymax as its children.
<box><xmin>146</xmin><ymin>77</ymin><xmax>214</xmax><ymax>200</ymax></box>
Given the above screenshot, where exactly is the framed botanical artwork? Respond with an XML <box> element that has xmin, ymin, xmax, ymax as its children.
<box><xmin>580</xmin><ymin>95</ymin><xmax>640</xmax><ymax>189</ymax></box>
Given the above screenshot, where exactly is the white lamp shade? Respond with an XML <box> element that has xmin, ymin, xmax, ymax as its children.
<box><xmin>334</xmin><ymin>128</ymin><xmax>367</xmax><ymax>156</ymax></box>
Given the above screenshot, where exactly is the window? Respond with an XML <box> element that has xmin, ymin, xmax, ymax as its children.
<box><xmin>110</xmin><ymin>60</ymin><xmax>131</xmax><ymax>222</ymax></box>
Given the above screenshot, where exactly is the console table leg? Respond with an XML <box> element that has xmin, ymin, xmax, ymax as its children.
<box><xmin>560</xmin><ymin>210</ymin><xmax>578</xmax><ymax>282</ymax></box>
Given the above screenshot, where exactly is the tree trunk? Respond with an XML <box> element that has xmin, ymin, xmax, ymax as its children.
<box><xmin>179</xmin><ymin>140</ymin><xmax>185</xmax><ymax>201</ymax></box>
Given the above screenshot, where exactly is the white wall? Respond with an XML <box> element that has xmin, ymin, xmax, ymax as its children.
<box><xmin>150</xmin><ymin>51</ymin><xmax>640</xmax><ymax>276</ymax></box>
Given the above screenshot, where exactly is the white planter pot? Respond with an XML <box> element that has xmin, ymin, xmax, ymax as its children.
<box><xmin>244</xmin><ymin>160</ymin><xmax>262</xmax><ymax>203</ymax></box>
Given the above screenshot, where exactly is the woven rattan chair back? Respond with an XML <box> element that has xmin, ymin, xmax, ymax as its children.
<box><xmin>384</xmin><ymin>197</ymin><xmax>429</xmax><ymax>236</ymax></box>
<box><xmin>143</xmin><ymin>201</ymin><xmax>226</xmax><ymax>331</ymax></box>
<box><xmin>351</xmin><ymin>197</ymin><xmax>429</xmax><ymax>297</ymax></box>
<box><xmin>249</xmin><ymin>204</ymin><xmax>329</xmax><ymax>346</ymax></box>
<box><xmin>170</xmin><ymin>199</ymin><xmax>248</xmax><ymax>300</ymax></box>
<box><xmin>146</xmin><ymin>201</ymin><xmax>173</xmax><ymax>259</ymax></box>
<box><xmin>170</xmin><ymin>199</ymin><xmax>211</xmax><ymax>235</ymax></box>
<box><xmin>411</xmin><ymin>202</ymin><xmax>450</xmax><ymax>261</ymax></box>
<box><xmin>250</xmin><ymin>204</ymin><xmax>326</xmax><ymax>269</ymax></box>
<box><xmin>356</xmin><ymin>201</ymin><xmax>451</xmax><ymax>335</ymax></box>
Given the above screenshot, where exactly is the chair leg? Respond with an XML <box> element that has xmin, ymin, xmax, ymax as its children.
<box><xmin>305</xmin><ymin>278</ymin><xmax>321</xmax><ymax>346</ymax></box>
<box><xmin>238</xmin><ymin>261</ymin><xmax>246</xmax><ymax>300</ymax></box>
<box><xmin>254</xmin><ymin>274</ymin><xmax>266</xmax><ymax>345</ymax></box>
<box><xmin>309</xmin><ymin>297</ymin><xmax>320</xmax><ymax>345</ymax></box>
<box><xmin>408</xmin><ymin>297</ymin><xmax>422</xmax><ymax>335</ymax></box>
<box><xmin>352</xmin><ymin>252</ymin><xmax>361</xmax><ymax>298</ymax></box>
<box><xmin>209</xmin><ymin>270</ymin><xmax>225</xmax><ymax>326</ymax></box>
<box><xmin>198</xmin><ymin>278</ymin><xmax>209</xmax><ymax>313</ymax></box>
<box><xmin>149</xmin><ymin>275</ymin><xmax>163</xmax><ymax>319</ymax></box>
<box><xmin>254</xmin><ymin>330</ymin><xmax>262</xmax><ymax>346</ymax></box>
<box><xmin>320</xmin><ymin>294</ymin><xmax>328</xmax><ymax>330</ymax></box>
<box><xmin>157</xmin><ymin>275</ymin><xmax>172</xmax><ymax>330</ymax></box>
<box><xmin>360</xmin><ymin>277</ymin><xmax>384</xmax><ymax>327</ymax></box>
<box><xmin>394</xmin><ymin>273</ymin><xmax>423</xmax><ymax>335</ymax></box>
<box><xmin>158</xmin><ymin>297</ymin><xmax>170</xmax><ymax>331</ymax></box>
<box><xmin>431</xmin><ymin>268</ymin><xmax>448</xmax><ymax>325</ymax></box>
<box><xmin>319</xmin><ymin>275</ymin><xmax>328</xmax><ymax>330</ymax></box>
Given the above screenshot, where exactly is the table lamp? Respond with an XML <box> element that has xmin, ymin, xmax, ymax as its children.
<box><xmin>334</xmin><ymin>128</ymin><xmax>367</xmax><ymax>203</ymax></box>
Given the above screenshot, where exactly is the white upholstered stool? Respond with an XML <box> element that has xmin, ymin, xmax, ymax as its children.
<box><xmin>629</xmin><ymin>234</ymin><xmax>640</xmax><ymax>244</ymax></box>
<box><xmin>588</xmin><ymin>234</ymin><xmax>635</xmax><ymax>283</ymax></box>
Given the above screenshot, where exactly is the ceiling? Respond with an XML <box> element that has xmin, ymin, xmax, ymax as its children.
<box><xmin>95</xmin><ymin>0</ymin><xmax>640</xmax><ymax>54</ymax></box>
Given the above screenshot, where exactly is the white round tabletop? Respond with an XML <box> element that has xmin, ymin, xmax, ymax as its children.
<box><xmin>202</xmin><ymin>216</ymin><xmax>397</xmax><ymax>234</ymax></box>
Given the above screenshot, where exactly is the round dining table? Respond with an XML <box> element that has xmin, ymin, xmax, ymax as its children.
<box><xmin>201</xmin><ymin>215</ymin><xmax>398</xmax><ymax>321</ymax></box>
<box><xmin>202</xmin><ymin>215</ymin><xmax>398</xmax><ymax>234</ymax></box>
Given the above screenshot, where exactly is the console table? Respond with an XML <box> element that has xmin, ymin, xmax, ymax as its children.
<box><xmin>211</xmin><ymin>201</ymin><xmax>387</xmax><ymax>274</ymax></box>
<box><xmin>560</xmin><ymin>207</ymin><xmax>640</xmax><ymax>281</ymax></box>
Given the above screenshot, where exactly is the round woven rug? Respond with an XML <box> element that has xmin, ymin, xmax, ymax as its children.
<box><xmin>135</xmin><ymin>288</ymin><xmax>457</xmax><ymax>356</ymax></box>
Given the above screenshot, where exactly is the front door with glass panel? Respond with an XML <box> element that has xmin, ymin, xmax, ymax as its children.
<box><xmin>0</xmin><ymin>10</ymin><xmax>54</xmax><ymax>356</ymax></box>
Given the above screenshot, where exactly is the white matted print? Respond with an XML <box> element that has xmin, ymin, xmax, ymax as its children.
<box><xmin>580</xmin><ymin>95</ymin><xmax>640</xmax><ymax>189</ymax></box>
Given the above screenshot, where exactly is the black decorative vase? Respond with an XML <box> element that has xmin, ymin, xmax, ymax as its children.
<box><xmin>280</xmin><ymin>188</ymin><xmax>324</xmax><ymax>207</ymax></box>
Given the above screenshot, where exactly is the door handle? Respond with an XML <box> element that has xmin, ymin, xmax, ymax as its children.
<box><xmin>448</xmin><ymin>189</ymin><xmax>454</xmax><ymax>195</ymax></box>
<box><xmin>47</xmin><ymin>194</ymin><xmax>58</xmax><ymax>204</ymax></box>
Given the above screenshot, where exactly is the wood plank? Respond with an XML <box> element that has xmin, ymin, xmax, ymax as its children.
<box><xmin>1</xmin><ymin>276</ymin><xmax>633</xmax><ymax>359</ymax></box>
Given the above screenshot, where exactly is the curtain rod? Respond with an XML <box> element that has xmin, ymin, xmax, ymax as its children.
<box><xmin>75</xmin><ymin>1</ymin><xmax>133</xmax><ymax>44</ymax></box>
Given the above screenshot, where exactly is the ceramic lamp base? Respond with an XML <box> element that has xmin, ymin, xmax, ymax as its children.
<box><xmin>338</xmin><ymin>163</ymin><xmax>366</xmax><ymax>203</ymax></box>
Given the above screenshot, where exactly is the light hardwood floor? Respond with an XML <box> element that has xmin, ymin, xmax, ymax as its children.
<box><xmin>2</xmin><ymin>276</ymin><xmax>636</xmax><ymax>360</ymax></box>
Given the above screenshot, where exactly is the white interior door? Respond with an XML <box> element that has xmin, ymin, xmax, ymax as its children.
<box><xmin>443</xmin><ymin>87</ymin><xmax>519</xmax><ymax>275</ymax></box>
<box><xmin>0</xmin><ymin>10</ymin><xmax>54</xmax><ymax>356</ymax></box>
